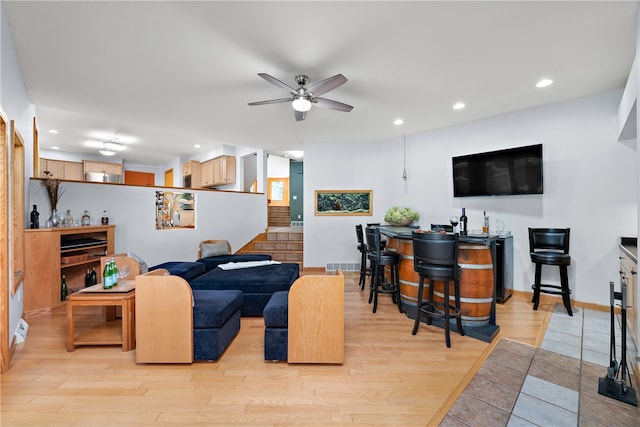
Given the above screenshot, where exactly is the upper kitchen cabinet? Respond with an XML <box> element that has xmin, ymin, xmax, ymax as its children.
<box><xmin>40</xmin><ymin>158</ymin><xmax>83</xmax><ymax>181</ymax></box>
<box><xmin>200</xmin><ymin>156</ymin><xmax>235</xmax><ymax>187</ymax></box>
<box><xmin>182</xmin><ymin>160</ymin><xmax>201</xmax><ymax>188</ymax></box>
<box><xmin>83</xmin><ymin>160</ymin><xmax>123</xmax><ymax>183</ymax></box>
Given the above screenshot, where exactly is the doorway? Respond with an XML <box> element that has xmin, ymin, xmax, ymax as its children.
<box><xmin>164</xmin><ymin>168</ymin><xmax>174</xmax><ymax>187</ymax></box>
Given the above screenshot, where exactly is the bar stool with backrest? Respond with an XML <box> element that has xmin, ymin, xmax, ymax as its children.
<box><xmin>355</xmin><ymin>224</ymin><xmax>371</xmax><ymax>290</ymax></box>
<box><xmin>529</xmin><ymin>228</ymin><xmax>572</xmax><ymax>316</ymax></box>
<box><xmin>365</xmin><ymin>226</ymin><xmax>403</xmax><ymax>314</ymax></box>
<box><xmin>411</xmin><ymin>231</ymin><xmax>464</xmax><ymax>348</ymax></box>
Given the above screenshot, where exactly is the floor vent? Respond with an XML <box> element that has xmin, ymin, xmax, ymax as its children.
<box><xmin>326</xmin><ymin>262</ymin><xmax>360</xmax><ymax>272</ymax></box>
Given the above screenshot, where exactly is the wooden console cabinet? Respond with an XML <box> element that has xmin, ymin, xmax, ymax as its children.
<box><xmin>620</xmin><ymin>246</ymin><xmax>637</xmax><ymax>341</ymax></box>
<box><xmin>24</xmin><ymin>225</ymin><xmax>115</xmax><ymax>316</ymax></box>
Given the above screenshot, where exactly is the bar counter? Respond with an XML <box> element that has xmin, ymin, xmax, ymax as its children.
<box><xmin>378</xmin><ymin>226</ymin><xmax>500</xmax><ymax>342</ymax></box>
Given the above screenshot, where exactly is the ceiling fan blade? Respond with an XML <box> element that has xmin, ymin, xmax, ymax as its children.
<box><xmin>295</xmin><ymin>110</ymin><xmax>306</xmax><ymax>121</ymax></box>
<box><xmin>313</xmin><ymin>97</ymin><xmax>353</xmax><ymax>112</ymax></box>
<box><xmin>307</xmin><ymin>74</ymin><xmax>347</xmax><ymax>97</ymax></box>
<box><xmin>248</xmin><ymin>98</ymin><xmax>292</xmax><ymax>106</ymax></box>
<box><xmin>257</xmin><ymin>73</ymin><xmax>297</xmax><ymax>95</ymax></box>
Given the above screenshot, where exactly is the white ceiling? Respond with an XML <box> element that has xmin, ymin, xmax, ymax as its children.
<box><xmin>3</xmin><ymin>1</ymin><xmax>637</xmax><ymax>165</ymax></box>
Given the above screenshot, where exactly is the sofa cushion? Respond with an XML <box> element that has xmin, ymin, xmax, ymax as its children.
<box><xmin>192</xmin><ymin>290</ymin><xmax>243</xmax><ymax>329</ymax></box>
<box><xmin>149</xmin><ymin>261</ymin><xmax>206</xmax><ymax>281</ymax></box>
<box><xmin>197</xmin><ymin>254</ymin><xmax>272</xmax><ymax>272</ymax></box>
<box><xmin>263</xmin><ymin>291</ymin><xmax>288</xmax><ymax>328</ymax></box>
<box><xmin>190</xmin><ymin>263</ymin><xmax>299</xmax><ymax>294</ymax></box>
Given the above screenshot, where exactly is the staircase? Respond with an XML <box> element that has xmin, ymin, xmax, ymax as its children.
<box><xmin>237</xmin><ymin>228</ymin><xmax>303</xmax><ymax>269</ymax></box>
<box><xmin>268</xmin><ymin>206</ymin><xmax>291</xmax><ymax>227</ymax></box>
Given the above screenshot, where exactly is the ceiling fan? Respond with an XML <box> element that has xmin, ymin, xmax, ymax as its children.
<box><xmin>248</xmin><ymin>73</ymin><xmax>353</xmax><ymax>121</ymax></box>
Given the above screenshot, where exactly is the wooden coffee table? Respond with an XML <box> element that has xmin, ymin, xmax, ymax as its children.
<box><xmin>66</xmin><ymin>282</ymin><xmax>136</xmax><ymax>352</ymax></box>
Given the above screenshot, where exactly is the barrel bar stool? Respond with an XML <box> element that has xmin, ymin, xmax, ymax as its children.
<box><xmin>411</xmin><ymin>231</ymin><xmax>464</xmax><ymax>348</ymax></box>
<box><xmin>365</xmin><ymin>227</ymin><xmax>403</xmax><ymax>314</ymax></box>
<box><xmin>529</xmin><ymin>227</ymin><xmax>572</xmax><ymax>316</ymax></box>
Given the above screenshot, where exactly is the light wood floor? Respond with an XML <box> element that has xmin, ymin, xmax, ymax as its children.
<box><xmin>1</xmin><ymin>272</ymin><xmax>553</xmax><ymax>427</ymax></box>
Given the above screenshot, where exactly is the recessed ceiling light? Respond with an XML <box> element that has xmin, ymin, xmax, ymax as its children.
<box><xmin>51</xmin><ymin>146</ymin><xmax>60</xmax><ymax>150</ymax></box>
<box><xmin>194</xmin><ymin>144</ymin><xmax>201</xmax><ymax>148</ymax></box>
<box><xmin>394</xmin><ymin>119</ymin><xmax>404</xmax><ymax>126</ymax></box>
<box><xmin>453</xmin><ymin>102</ymin><xmax>466</xmax><ymax>110</ymax></box>
<box><xmin>536</xmin><ymin>78</ymin><xmax>553</xmax><ymax>88</ymax></box>
<box><xmin>48</xmin><ymin>129</ymin><xmax>58</xmax><ymax>134</ymax></box>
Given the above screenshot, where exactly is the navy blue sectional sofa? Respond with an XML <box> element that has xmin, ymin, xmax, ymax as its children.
<box><xmin>150</xmin><ymin>254</ymin><xmax>300</xmax><ymax>316</ymax></box>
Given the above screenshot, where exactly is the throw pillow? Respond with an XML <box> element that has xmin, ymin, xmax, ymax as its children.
<box><xmin>127</xmin><ymin>251</ymin><xmax>149</xmax><ymax>274</ymax></box>
<box><xmin>200</xmin><ymin>240</ymin><xmax>230</xmax><ymax>258</ymax></box>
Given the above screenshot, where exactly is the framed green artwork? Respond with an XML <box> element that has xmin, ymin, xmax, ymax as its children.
<box><xmin>314</xmin><ymin>190</ymin><xmax>372</xmax><ymax>216</ymax></box>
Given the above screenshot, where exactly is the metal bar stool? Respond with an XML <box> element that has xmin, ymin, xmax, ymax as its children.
<box><xmin>355</xmin><ymin>224</ymin><xmax>371</xmax><ymax>290</ymax></box>
<box><xmin>411</xmin><ymin>231</ymin><xmax>464</xmax><ymax>348</ymax></box>
<box><xmin>365</xmin><ymin>226</ymin><xmax>403</xmax><ymax>314</ymax></box>
<box><xmin>529</xmin><ymin>228</ymin><xmax>572</xmax><ymax>316</ymax></box>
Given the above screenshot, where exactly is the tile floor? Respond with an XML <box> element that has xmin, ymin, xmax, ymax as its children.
<box><xmin>441</xmin><ymin>305</ymin><xmax>640</xmax><ymax>426</ymax></box>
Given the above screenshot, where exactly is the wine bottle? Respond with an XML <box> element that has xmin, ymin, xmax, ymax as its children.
<box><xmin>61</xmin><ymin>275</ymin><xmax>68</xmax><ymax>301</ymax></box>
<box><xmin>85</xmin><ymin>269</ymin><xmax>91</xmax><ymax>287</ymax></box>
<box><xmin>90</xmin><ymin>268</ymin><xmax>97</xmax><ymax>286</ymax></box>
<box><xmin>30</xmin><ymin>205</ymin><xmax>40</xmax><ymax>229</ymax></box>
<box><xmin>460</xmin><ymin>208</ymin><xmax>468</xmax><ymax>235</ymax></box>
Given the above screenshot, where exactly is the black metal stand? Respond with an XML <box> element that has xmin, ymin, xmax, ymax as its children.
<box><xmin>598</xmin><ymin>281</ymin><xmax>637</xmax><ymax>406</ymax></box>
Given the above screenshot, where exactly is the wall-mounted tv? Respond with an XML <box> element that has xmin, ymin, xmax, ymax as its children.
<box><xmin>452</xmin><ymin>144</ymin><xmax>543</xmax><ymax>197</ymax></box>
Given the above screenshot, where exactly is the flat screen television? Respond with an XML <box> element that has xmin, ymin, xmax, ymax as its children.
<box><xmin>452</xmin><ymin>144</ymin><xmax>543</xmax><ymax>197</ymax></box>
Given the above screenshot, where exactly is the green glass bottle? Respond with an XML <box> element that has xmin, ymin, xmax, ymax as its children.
<box><xmin>111</xmin><ymin>258</ymin><xmax>119</xmax><ymax>288</ymax></box>
<box><xmin>61</xmin><ymin>275</ymin><xmax>68</xmax><ymax>301</ymax></box>
<box><xmin>103</xmin><ymin>260</ymin><xmax>111</xmax><ymax>289</ymax></box>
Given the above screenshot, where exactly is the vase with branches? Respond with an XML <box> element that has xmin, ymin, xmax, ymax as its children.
<box><xmin>41</xmin><ymin>171</ymin><xmax>65</xmax><ymax>227</ymax></box>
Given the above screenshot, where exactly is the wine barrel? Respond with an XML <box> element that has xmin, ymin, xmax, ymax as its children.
<box><xmin>432</xmin><ymin>244</ymin><xmax>494</xmax><ymax>326</ymax></box>
<box><xmin>386</xmin><ymin>237</ymin><xmax>429</xmax><ymax>316</ymax></box>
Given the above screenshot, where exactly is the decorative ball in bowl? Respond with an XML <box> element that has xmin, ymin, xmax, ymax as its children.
<box><xmin>384</xmin><ymin>207</ymin><xmax>419</xmax><ymax>226</ymax></box>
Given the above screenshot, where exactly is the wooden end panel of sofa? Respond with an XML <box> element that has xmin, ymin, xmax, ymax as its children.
<box><xmin>287</xmin><ymin>271</ymin><xmax>344</xmax><ymax>364</ymax></box>
<box><xmin>135</xmin><ymin>270</ymin><xmax>193</xmax><ymax>363</ymax></box>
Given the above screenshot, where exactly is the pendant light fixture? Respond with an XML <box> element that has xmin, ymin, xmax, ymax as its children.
<box><xmin>402</xmin><ymin>134</ymin><xmax>407</xmax><ymax>181</ymax></box>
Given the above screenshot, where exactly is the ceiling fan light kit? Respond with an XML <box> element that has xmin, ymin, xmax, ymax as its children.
<box><xmin>292</xmin><ymin>96</ymin><xmax>312</xmax><ymax>112</ymax></box>
<box><xmin>249</xmin><ymin>73</ymin><xmax>353</xmax><ymax>121</ymax></box>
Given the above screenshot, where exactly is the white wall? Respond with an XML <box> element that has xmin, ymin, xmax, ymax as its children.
<box><xmin>28</xmin><ymin>181</ymin><xmax>268</xmax><ymax>267</ymax></box>
<box><xmin>267</xmin><ymin>154</ymin><xmax>290</xmax><ymax>178</ymax></box>
<box><xmin>304</xmin><ymin>90</ymin><xmax>637</xmax><ymax>306</ymax></box>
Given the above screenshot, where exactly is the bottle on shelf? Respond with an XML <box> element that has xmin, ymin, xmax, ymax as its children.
<box><xmin>460</xmin><ymin>207</ymin><xmax>468</xmax><ymax>236</ymax></box>
<box><xmin>30</xmin><ymin>205</ymin><xmax>40</xmax><ymax>229</ymax></box>
<box><xmin>61</xmin><ymin>275</ymin><xmax>68</xmax><ymax>301</ymax></box>
<box><xmin>84</xmin><ymin>269</ymin><xmax>91</xmax><ymax>287</ymax></box>
<box><xmin>483</xmin><ymin>211</ymin><xmax>489</xmax><ymax>234</ymax></box>
<box><xmin>90</xmin><ymin>267</ymin><xmax>98</xmax><ymax>286</ymax></box>
<box><xmin>101</xmin><ymin>210</ymin><xmax>109</xmax><ymax>225</ymax></box>
<box><xmin>81</xmin><ymin>210</ymin><xmax>91</xmax><ymax>226</ymax></box>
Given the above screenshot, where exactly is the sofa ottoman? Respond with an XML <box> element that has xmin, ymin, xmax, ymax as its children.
<box><xmin>190</xmin><ymin>263</ymin><xmax>300</xmax><ymax>316</ymax></box>
<box><xmin>263</xmin><ymin>291</ymin><xmax>288</xmax><ymax>361</ymax></box>
<box><xmin>149</xmin><ymin>261</ymin><xmax>206</xmax><ymax>281</ymax></box>
<box><xmin>192</xmin><ymin>289</ymin><xmax>243</xmax><ymax>361</ymax></box>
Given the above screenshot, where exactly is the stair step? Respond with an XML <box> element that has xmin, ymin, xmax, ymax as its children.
<box><xmin>266</xmin><ymin>232</ymin><xmax>302</xmax><ymax>241</ymax></box>
<box><xmin>254</xmin><ymin>241</ymin><xmax>303</xmax><ymax>251</ymax></box>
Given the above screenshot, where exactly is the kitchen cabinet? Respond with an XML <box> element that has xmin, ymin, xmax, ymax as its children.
<box><xmin>619</xmin><ymin>247</ymin><xmax>637</xmax><ymax>341</ymax></box>
<box><xmin>182</xmin><ymin>160</ymin><xmax>201</xmax><ymax>188</ymax></box>
<box><xmin>83</xmin><ymin>160</ymin><xmax>122</xmax><ymax>176</ymax></box>
<box><xmin>24</xmin><ymin>225</ymin><xmax>115</xmax><ymax>316</ymax></box>
<box><xmin>40</xmin><ymin>158</ymin><xmax>84</xmax><ymax>180</ymax></box>
<box><xmin>201</xmin><ymin>159</ymin><xmax>214</xmax><ymax>187</ymax></box>
<box><xmin>200</xmin><ymin>156</ymin><xmax>235</xmax><ymax>187</ymax></box>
